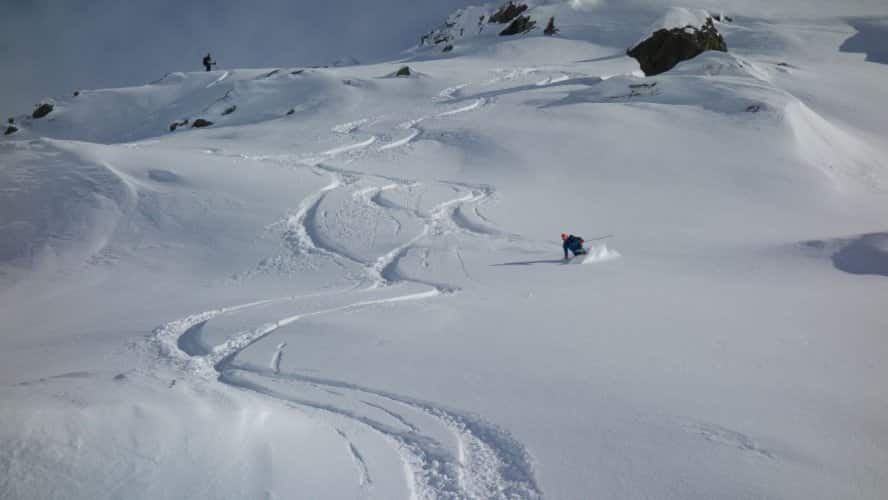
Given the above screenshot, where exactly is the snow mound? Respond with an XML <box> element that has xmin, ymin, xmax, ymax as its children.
<box><xmin>0</xmin><ymin>140</ymin><xmax>133</xmax><ymax>280</ymax></box>
<box><xmin>786</xmin><ymin>100</ymin><xmax>887</xmax><ymax>191</ymax></box>
<box><xmin>8</xmin><ymin>68</ymin><xmax>354</xmax><ymax>143</ymax></box>
<box><xmin>635</xmin><ymin>6</ymin><xmax>713</xmax><ymax>45</ymax></box>
<box><xmin>669</xmin><ymin>51</ymin><xmax>772</xmax><ymax>81</ymax></box>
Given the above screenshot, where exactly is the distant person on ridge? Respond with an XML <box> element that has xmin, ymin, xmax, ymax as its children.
<box><xmin>562</xmin><ymin>233</ymin><xmax>586</xmax><ymax>259</ymax></box>
<box><xmin>203</xmin><ymin>53</ymin><xmax>216</xmax><ymax>72</ymax></box>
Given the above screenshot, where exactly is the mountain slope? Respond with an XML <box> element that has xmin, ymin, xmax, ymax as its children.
<box><xmin>2</xmin><ymin>2</ymin><xmax>888</xmax><ymax>499</ymax></box>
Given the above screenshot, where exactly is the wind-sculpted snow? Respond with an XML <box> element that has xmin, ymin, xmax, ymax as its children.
<box><xmin>0</xmin><ymin>140</ymin><xmax>135</xmax><ymax>280</ymax></box>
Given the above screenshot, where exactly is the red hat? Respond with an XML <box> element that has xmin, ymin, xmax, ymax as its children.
<box><xmin>561</xmin><ymin>233</ymin><xmax>567</xmax><ymax>240</ymax></box>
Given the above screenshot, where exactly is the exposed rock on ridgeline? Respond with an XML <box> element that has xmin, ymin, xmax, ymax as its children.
<box><xmin>418</xmin><ymin>3</ymin><xmax>529</xmax><ymax>49</ymax></box>
<box><xmin>169</xmin><ymin>119</ymin><xmax>189</xmax><ymax>132</ymax></box>
<box><xmin>419</xmin><ymin>7</ymin><xmax>480</xmax><ymax>48</ymax></box>
<box><xmin>192</xmin><ymin>118</ymin><xmax>213</xmax><ymax>128</ymax></box>
<box><xmin>32</xmin><ymin>102</ymin><xmax>54</xmax><ymax>119</ymax></box>
<box><xmin>500</xmin><ymin>15</ymin><xmax>536</xmax><ymax>36</ymax></box>
<box><xmin>628</xmin><ymin>17</ymin><xmax>727</xmax><ymax>76</ymax></box>
<box><xmin>489</xmin><ymin>2</ymin><xmax>528</xmax><ymax>24</ymax></box>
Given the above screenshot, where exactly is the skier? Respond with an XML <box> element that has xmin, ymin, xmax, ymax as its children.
<box><xmin>562</xmin><ymin>233</ymin><xmax>586</xmax><ymax>259</ymax></box>
<box><xmin>202</xmin><ymin>53</ymin><xmax>216</xmax><ymax>72</ymax></box>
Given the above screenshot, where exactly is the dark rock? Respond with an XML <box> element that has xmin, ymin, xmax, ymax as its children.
<box><xmin>746</xmin><ymin>104</ymin><xmax>762</xmax><ymax>113</ymax></box>
<box><xmin>395</xmin><ymin>66</ymin><xmax>411</xmax><ymax>77</ymax></box>
<box><xmin>169</xmin><ymin>118</ymin><xmax>189</xmax><ymax>132</ymax></box>
<box><xmin>424</xmin><ymin>34</ymin><xmax>449</xmax><ymax>47</ymax></box>
<box><xmin>627</xmin><ymin>18</ymin><xmax>727</xmax><ymax>76</ymax></box>
<box><xmin>544</xmin><ymin>17</ymin><xmax>559</xmax><ymax>36</ymax></box>
<box><xmin>73</xmin><ymin>90</ymin><xmax>80</xmax><ymax>97</ymax></box>
<box><xmin>4</xmin><ymin>125</ymin><xmax>18</xmax><ymax>135</ymax></box>
<box><xmin>286</xmin><ymin>108</ymin><xmax>295</xmax><ymax>116</ymax></box>
<box><xmin>32</xmin><ymin>102</ymin><xmax>54</xmax><ymax>119</ymax></box>
<box><xmin>420</xmin><ymin>8</ymin><xmax>475</xmax><ymax>48</ymax></box>
<box><xmin>442</xmin><ymin>44</ymin><xmax>454</xmax><ymax>53</ymax></box>
<box><xmin>262</xmin><ymin>69</ymin><xmax>280</xmax><ymax>78</ymax></box>
<box><xmin>489</xmin><ymin>2</ymin><xmax>527</xmax><ymax>24</ymax></box>
<box><xmin>500</xmin><ymin>15</ymin><xmax>536</xmax><ymax>36</ymax></box>
<box><xmin>192</xmin><ymin>118</ymin><xmax>213</xmax><ymax>128</ymax></box>
<box><xmin>7</xmin><ymin>117</ymin><xmax>13</xmax><ymax>124</ymax></box>
<box><xmin>291</xmin><ymin>69</ymin><xmax>305</xmax><ymax>75</ymax></box>
<box><xmin>222</xmin><ymin>105</ymin><xmax>237</xmax><ymax>116</ymax></box>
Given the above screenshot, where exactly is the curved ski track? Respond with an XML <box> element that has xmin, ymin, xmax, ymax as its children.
<box><xmin>150</xmin><ymin>94</ymin><xmax>542</xmax><ymax>498</ymax></box>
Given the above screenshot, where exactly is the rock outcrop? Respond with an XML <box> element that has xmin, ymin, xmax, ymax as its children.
<box><xmin>4</xmin><ymin>125</ymin><xmax>18</xmax><ymax>136</ymax></box>
<box><xmin>489</xmin><ymin>2</ymin><xmax>527</xmax><ymax>24</ymax></box>
<box><xmin>169</xmin><ymin>119</ymin><xmax>189</xmax><ymax>132</ymax></box>
<box><xmin>627</xmin><ymin>18</ymin><xmax>727</xmax><ymax>76</ymax></box>
<box><xmin>32</xmin><ymin>102</ymin><xmax>54</xmax><ymax>119</ymax></box>
<box><xmin>500</xmin><ymin>15</ymin><xmax>535</xmax><ymax>36</ymax></box>
<box><xmin>395</xmin><ymin>66</ymin><xmax>412</xmax><ymax>77</ymax></box>
<box><xmin>192</xmin><ymin>118</ymin><xmax>213</xmax><ymax>128</ymax></box>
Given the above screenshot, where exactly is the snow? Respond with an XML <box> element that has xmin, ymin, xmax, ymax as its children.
<box><xmin>3</xmin><ymin>1</ymin><xmax>888</xmax><ymax>499</ymax></box>
<box><xmin>646</xmin><ymin>6</ymin><xmax>713</xmax><ymax>33</ymax></box>
<box><xmin>581</xmin><ymin>242</ymin><xmax>621</xmax><ymax>264</ymax></box>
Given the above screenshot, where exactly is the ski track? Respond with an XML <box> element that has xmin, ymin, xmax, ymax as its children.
<box><xmin>436</xmin><ymin>84</ymin><xmax>469</xmax><ymax>101</ymax></box>
<box><xmin>271</xmin><ymin>343</ymin><xmax>286</xmax><ymax>374</ymax></box>
<box><xmin>336</xmin><ymin>428</ymin><xmax>374</xmax><ymax>487</ymax></box>
<box><xmin>332</xmin><ymin>118</ymin><xmax>370</xmax><ymax>134</ymax></box>
<box><xmin>149</xmin><ymin>95</ymin><xmax>544</xmax><ymax>498</ymax></box>
<box><xmin>321</xmin><ymin>136</ymin><xmax>378</xmax><ymax>157</ymax></box>
<box><xmin>206</xmin><ymin>71</ymin><xmax>230</xmax><ymax>88</ymax></box>
<box><xmin>379</xmin><ymin>127</ymin><xmax>422</xmax><ymax>151</ymax></box>
<box><xmin>437</xmin><ymin>98</ymin><xmax>488</xmax><ymax>117</ymax></box>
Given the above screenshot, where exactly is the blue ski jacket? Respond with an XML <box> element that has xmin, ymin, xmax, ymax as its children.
<box><xmin>563</xmin><ymin>235</ymin><xmax>584</xmax><ymax>258</ymax></box>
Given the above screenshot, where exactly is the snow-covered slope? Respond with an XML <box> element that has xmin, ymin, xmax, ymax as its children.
<box><xmin>3</xmin><ymin>2</ymin><xmax>888</xmax><ymax>499</ymax></box>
